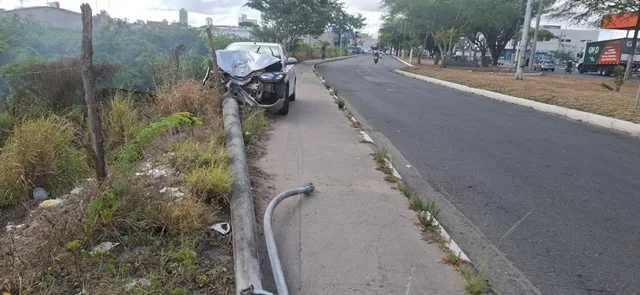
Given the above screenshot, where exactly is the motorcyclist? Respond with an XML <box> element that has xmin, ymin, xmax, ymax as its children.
<box><xmin>373</xmin><ymin>51</ymin><xmax>381</xmax><ymax>62</ymax></box>
<box><xmin>566</xmin><ymin>60</ymin><xmax>573</xmax><ymax>72</ymax></box>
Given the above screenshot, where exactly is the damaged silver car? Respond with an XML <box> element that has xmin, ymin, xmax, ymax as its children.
<box><xmin>204</xmin><ymin>42</ymin><xmax>298</xmax><ymax>115</ymax></box>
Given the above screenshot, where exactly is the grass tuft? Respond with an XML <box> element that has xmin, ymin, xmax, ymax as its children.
<box><xmin>408</xmin><ymin>194</ymin><xmax>425</xmax><ymax>211</ymax></box>
<box><xmin>0</xmin><ymin>116</ymin><xmax>89</xmax><ymax>207</ymax></box>
<box><xmin>461</xmin><ymin>266</ymin><xmax>488</xmax><ymax>295</ymax></box>
<box><xmin>242</xmin><ymin>108</ymin><xmax>266</xmax><ymax>144</ymax></box>
<box><xmin>159</xmin><ymin>196</ymin><xmax>210</xmax><ymax>237</ymax></box>
<box><xmin>185</xmin><ymin>165</ymin><xmax>233</xmax><ymax>205</ymax></box>
<box><xmin>336</xmin><ymin>98</ymin><xmax>345</xmax><ymax>109</ymax></box>
<box><xmin>103</xmin><ymin>94</ymin><xmax>145</xmax><ymax>155</ymax></box>
<box><xmin>171</xmin><ymin>139</ymin><xmax>229</xmax><ymax>172</ymax></box>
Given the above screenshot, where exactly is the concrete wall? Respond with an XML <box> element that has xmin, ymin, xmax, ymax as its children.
<box><xmin>0</xmin><ymin>6</ymin><xmax>82</xmax><ymax>31</ymax></box>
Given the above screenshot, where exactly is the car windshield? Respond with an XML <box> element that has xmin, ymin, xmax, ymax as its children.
<box><xmin>225</xmin><ymin>44</ymin><xmax>281</xmax><ymax>58</ymax></box>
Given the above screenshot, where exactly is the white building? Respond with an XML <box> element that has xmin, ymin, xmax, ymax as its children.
<box><xmin>0</xmin><ymin>3</ymin><xmax>82</xmax><ymax>31</ymax></box>
<box><xmin>504</xmin><ymin>25</ymin><xmax>600</xmax><ymax>62</ymax></box>
<box><xmin>211</xmin><ymin>25</ymin><xmax>252</xmax><ymax>39</ymax></box>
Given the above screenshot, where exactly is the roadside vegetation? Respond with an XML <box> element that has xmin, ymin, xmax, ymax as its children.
<box><xmin>0</xmin><ymin>13</ymin><xmax>247</xmax><ymax>295</ymax></box>
<box><xmin>403</xmin><ymin>60</ymin><xmax>640</xmax><ymax>123</ymax></box>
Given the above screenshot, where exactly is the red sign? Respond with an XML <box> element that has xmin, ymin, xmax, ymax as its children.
<box><xmin>598</xmin><ymin>40</ymin><xmax>623</xmax><ymax>64</ymax></box>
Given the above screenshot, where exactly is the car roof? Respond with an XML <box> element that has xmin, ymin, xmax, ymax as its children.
<box><xmin>228</xmin><ymin>42</ymin><xmax>281</xmax><ymax>47</ymax></box>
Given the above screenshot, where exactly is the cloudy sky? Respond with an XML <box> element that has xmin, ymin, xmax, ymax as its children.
<box><xmin>0</xmin><ymin>0</ymin><xmax>626</xmax><ymax>39</ymax></box>
<box><xmin>0</xmin><ymin>0</ymin><xmax>385</xmax><ymax>35</ymax></box>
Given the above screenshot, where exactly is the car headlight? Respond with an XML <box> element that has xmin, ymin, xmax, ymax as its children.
<box><xmin>259</xmin><ymin>72</ymin><xmax>285</xmax><ymax>82</ymax></box>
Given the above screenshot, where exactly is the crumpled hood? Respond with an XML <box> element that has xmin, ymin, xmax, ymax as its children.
<box><xmin>216</xmin><ymin>50</ymin><xmax>281</xmax><ymax>77</ymax></box>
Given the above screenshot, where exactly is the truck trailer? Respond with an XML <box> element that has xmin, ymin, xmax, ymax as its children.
<box><xmin>577</xmin><ymin>38</ymin><xmax>640</xmax><ymax>76</ymax></box>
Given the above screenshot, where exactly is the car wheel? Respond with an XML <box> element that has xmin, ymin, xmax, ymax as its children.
<box><xmin>551</xmin><ymin>68</ymin><xmax>555</xmax><ymax>72</ymax></box>
<box><xmin>289</xmin><ymin>80</ymin><xmax>296</xmax><ymax>101</ymax></box>
<box><xmin>278</xmin><ymin>83</ymin><xmax>290</xmax><ymax>116</ymax></box>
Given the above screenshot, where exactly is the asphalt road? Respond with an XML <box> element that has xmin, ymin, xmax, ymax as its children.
<box><xmin>316</xmin><ymin>56</ymin><xmax>640</xmax><ymax>295</ymax></box>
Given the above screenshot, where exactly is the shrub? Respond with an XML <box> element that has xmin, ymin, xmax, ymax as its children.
<box><xmin>614</xmin><ymin>65</ymin><xmax>625</xmax><ymax>92</ymax></box>
<box><xmin>0</xmin><ymin>117</ymin><xmax>90</xmax><ymax>207</ymax></box>
<box><xmin>103</xmin><ymin>94</ymin><xmax>145</xmax><ymax>155</ymax></box>
<box><xmin>156</xmin><ymin>80</ymin><xmax>216</xmax><ymax>117</ymax></box>
<box><xmin>171</xmin><ymin>139</ymin><xmax>229</xmax><ymax>172</ymax></box>
<box><xmin>0</xmin><ymin>111</ymin><xmax>13</xmax><ymax>145</ymax></box>
<box><xmin>185</xmin><ymin>165</ymin><xmax>232</xmax><ymax>205</ymax></box>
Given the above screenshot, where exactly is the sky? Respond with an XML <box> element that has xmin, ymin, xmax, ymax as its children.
<box><xmin>0</xmin><ymin>0</ymin><xmax>627</xmax><ymax>40</ymax></box>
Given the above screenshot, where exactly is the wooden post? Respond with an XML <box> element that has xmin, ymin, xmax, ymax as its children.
<box><xmin>80</xmin><ymin>3</ymin><xmax>107</xmax><ymax>181</ymax></box>
<box><xmin>205</xmin><ymin>27</ymin><xmax>222</xmax><ymax>92</ymax></box>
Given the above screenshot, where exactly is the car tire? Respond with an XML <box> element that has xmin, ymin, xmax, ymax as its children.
<box><xmin>289</xmin><ymin>80</ymin><xmax>296</xmax><ymax>101</ymax></box>
<box><xmin>278</xmin><ymin>83</ymin><xmax>290</xmax><ymax>116</ymax></box>
<box><xmin>551</xmin><ymin>68</ymin><xmax>555</xmax><ymax>72</ymax></box>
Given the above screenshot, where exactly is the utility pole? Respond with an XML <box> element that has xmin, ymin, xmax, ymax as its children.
<box><xmin>514</xmin><ymin>0</ymin><xmax>534</xmax><ymax>80</ymax></box>
<box><xmin>623</xmin><ymin>17</ymin><xmax>640</xmax><ymax>80</ymax></box>
<box><xmin>528</xmin><ymin>0</ymin><xmax>543</xmax><ymax>70</ymax></box>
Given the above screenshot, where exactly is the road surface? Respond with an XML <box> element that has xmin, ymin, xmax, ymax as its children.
<box><xmin>316</xmin><ymin>56</ymin><xmax>640</xmax><ymax>295</ymax></box>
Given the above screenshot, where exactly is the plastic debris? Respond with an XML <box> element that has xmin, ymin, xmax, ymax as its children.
<box><xmin>6</xmin><ymin>222</ymin><xmax>25</xmax><ymax>232</ymax></box>
<box><xmin>160</xmin><ymin>187</ymin><xmax>185</xmax><ymax>198</ymax></box>
<box><xmin>138</xmin><ymin>278</ymin><xmax>151</xmax><ymax>286</ymax></box>
<box><xmin>90</xmin><ymin>242</ymin><xmax>119</xmax><ymax>255</ymax></box>
<box><xmin>70</xmin><ymin>186</ymin><xmax>84</xmax><ymax>195</ymax></box>
<box><xmin>210</xmin><ymin>222</ymin><xmax>231</xmax><ymax>235</ymax></box>
<box><xmin>33</xmin><ymin>187</ymin><xmax>48</xmax><ymax>200</ymax></box>
<box><xmin>39</xmin><ymin>199</ymin><xmax>63</xmax><ymax>208</ymax></box>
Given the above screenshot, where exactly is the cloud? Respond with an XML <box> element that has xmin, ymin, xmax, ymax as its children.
<box><xmin>343</xmin><ymin>0</ymin><xmax>383</xmax><ymax>12</ymax></box>
<box><xmin>156</xmin><ymin>0</ymin><xmax>242</xmax><ymax>14</ymax></box>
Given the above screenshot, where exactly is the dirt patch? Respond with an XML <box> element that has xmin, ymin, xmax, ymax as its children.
<box><xmin>404</xmin><ymin>59</ymin><xmax>640</xmax><ymax>123</ymax></box>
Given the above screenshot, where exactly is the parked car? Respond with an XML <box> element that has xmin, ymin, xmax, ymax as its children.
<box><xmin>534</xmin><ymin>61</ymin><xmax>556</xmax><ymax>71</ymax></box>
<box><xmin>212</xmin><ymin>42</ymin><xmax>297</xmax><ymax>115</ymax></box>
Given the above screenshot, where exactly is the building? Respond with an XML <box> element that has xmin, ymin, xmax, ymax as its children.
<box><xmin>503</xmin><ymin>25</ymin><xmax>600</xmax><ymax>63</ymax></box>
<box><xmin>209</xmin><ymin>25</ymin><xmax>252</xmax><ymax>39</ymax></box>
<box><xmin>179</xmin><ymin>8</ymin><xmax>188</xmax><ymax>25</ymax></box>
<box><xmin>206</xmin><ymin>17</ymin><xmax>213</xmax><ymax>26</ymax></box>
<box><xmin>238</xmin><ymin>14</ymin><xmax>257</xmax><ymax>26</ymax></box>
<box><xmin>0</xmin><ymin>4</ymin><xmax>82</xmax><ymax>30</ymax></box>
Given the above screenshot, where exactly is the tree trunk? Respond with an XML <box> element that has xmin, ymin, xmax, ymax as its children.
<box><xmin>205</xmin><ymin>27</ymin><xmax>222</xmax><ymax>92</ymax></box>
<box><xmin>80</xmin><ymin>4</ymin><xmax>107</xmax><ymax>181</ymax></box>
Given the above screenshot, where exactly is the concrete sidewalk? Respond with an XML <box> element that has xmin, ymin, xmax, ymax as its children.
<box><xmin>257</xmin><ymin>62</ymin><xmax>465</xmax><ymax>295</ymax></box>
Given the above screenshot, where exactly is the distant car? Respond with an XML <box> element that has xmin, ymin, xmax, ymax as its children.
<box><xmin>535</xmin><ymin>61</ymin><xmax>556</xmax><ymax>71</ymax></box>
<box><xmin>497</xmin><ymin>57</ymin><xmax>505</xmax><ymax>65</ymax></box>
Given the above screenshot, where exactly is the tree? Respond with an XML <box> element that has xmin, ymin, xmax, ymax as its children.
<box><xmin>552</xmin><ymin>0</ymin><xmax>640</xmax><ymax>79</ymax></box>
<box><xmin>516</xmin><ymin>28</ymin><xmax>556</xmax><ymax>50</ymax></box>
<box><xmin>464</xmin><ymin>0</ymin><xmax>521</xmax><ymax>66</ymax></box>
<box><xmin>245</xmin><ymin>0</ymin><xmax>347</xmax><ymax>51</ymax></box>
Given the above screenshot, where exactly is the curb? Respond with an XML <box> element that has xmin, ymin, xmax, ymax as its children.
<box><xmin>313</xmin><ymin>59</ymin><xmax>471</xmax><ymax>264</ymax></box>
<box><xmin>222</xmin><ymin>97</ymin><xmax>264</xmax><ymax>293</ymax></box>
<box><xmin>392</xmin><ymin>55</ymin><xmax>414</xmax><ymax>67</ymax></box>
<box><xmin>396</xmin><ymin>69</ymin><xmax>640</xmax><ymax>136</ymax></box>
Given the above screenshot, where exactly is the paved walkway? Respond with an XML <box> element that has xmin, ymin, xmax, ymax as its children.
<box><xmin>257</xmin><ymin>61</ymin><xmax>465</xmax><ymax>295</ymax></box>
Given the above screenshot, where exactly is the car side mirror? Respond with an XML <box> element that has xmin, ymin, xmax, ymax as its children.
<box><xmin>287</xmin><ymin>57</ymin><xmax>298</xmax><ymax>65</ymax></box>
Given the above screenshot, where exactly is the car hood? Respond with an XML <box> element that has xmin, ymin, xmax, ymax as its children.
<box><xmin>216</xmin><ymin>50</ymin><xmax>281</xmax><ymax>77</ymax></box>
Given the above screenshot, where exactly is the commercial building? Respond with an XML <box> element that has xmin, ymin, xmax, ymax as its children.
<box><xmin>503</xmin><ymin>25</ymin><xmax>600</xmax><ymax>63</ymax></box>
<box><xmin>179</xmin><ymin>8</ymin><xmax>188</xmax><ymax>25</ymax></box>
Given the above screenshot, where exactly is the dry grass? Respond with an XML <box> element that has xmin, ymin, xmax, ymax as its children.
<box><xmin>0</xmin><ymin>116</ymin><xmax>90</xmax><ymax>207</ymax></box>
<box><xmin>404</xmin><ymin>59</ymin><xmax>640</xmax><ymax>123</ymax></box>
<box><xmin>155</xmin><ymin>80</ymin><xmax>218</xmax><ymax>118</ymax></box>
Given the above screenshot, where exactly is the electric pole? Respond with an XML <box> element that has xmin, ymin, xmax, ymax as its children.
<box><xmin>528</xmin><ymin>0</ymin><xmax>543</xmax><ymax>70</ymax></box>
<box><xmin>514</xmin><ymin>0</ymin><xmax>534</xmax><ymax>80</ymax></box>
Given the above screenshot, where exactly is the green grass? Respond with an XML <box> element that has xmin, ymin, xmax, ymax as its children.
<box><xmin>171</xmin><ymin>139</ymin><xmax>229</xmax><ymax>172</ymax></box>
<box><xmin>336</xmin><ymin>98</ymin><xmax>345</xmax><ymax>109</ymax></box>
<box><xmin>408</xmin><ymin>194</ymin><xmax>425</xmax><ymax>211</ymax></box>
<box><xmin>373</xmin><ymin>148</ymin><xmax>389</xmax><ymax>167</ymax></box>
<box><xmin>242</xmin><ymin>108</ymin><xmax>266</xmax><ymax>144</ymax></box>
<box><xmin>460</xmin><ymin>266</ymin><xmax>488</xmax><ymax>295</ymax></box>
<box><xmin>103</xmin><ymin>95</ymin><xmax>145</xmax><ymax>155</ymax></box>
<box><xmin>185</xmin><ymin>165</ymin><xmax>233</xmax><ymax>205</ymax></box>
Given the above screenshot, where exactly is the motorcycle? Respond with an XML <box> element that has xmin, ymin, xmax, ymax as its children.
<box><xmin>374</xmin><ymin>56</ymin><xmax>379</xmax><ymax>64</ymax></box>
<box><xmin>565</xmin><ymin>65</ymin><xmax>573</xmax><ymax>74</ymax></box>
<box><xmin>203</xmin><ymin>50</ymin><xmax>292</xmax><ymax>114</ymax></box>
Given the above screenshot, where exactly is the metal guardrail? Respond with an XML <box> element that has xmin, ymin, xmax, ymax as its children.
<box><xmin>263</xmin><ymin>184</ymin><xmax>315</xmax><ymax>295</ymax></box>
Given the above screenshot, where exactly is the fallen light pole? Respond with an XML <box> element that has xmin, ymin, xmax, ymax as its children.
<box><xmin>263</xmin><ymin>184</ymin><xmax>315</xmax><ymax>295</ymax></box>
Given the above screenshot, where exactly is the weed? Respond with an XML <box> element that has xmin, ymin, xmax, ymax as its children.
<box><xmin>171</xmin><ymin>139</ymin><xmax>229</xmax><ymax>172</ymax></box>
<box><xmin>156</xmin><ymin>80</ymin><xmax>218</xmax><ymax>117</ymax></box>
<box><xmin>418</xmin><ymin>201</ymin><xmax>441</xmax><ymax>230</ymax></box>
<box><xmin>336</xmin><ymin>98</ymin><xmax>345</xmax><ymax>109</ymax></box>
<box><xmin>103</xmin><ymin>94</ymin><xmax>145</xmax><ymax>155</ymax></box>
<box><xmin>159</xmin><ymin>196</ymin><xmax>210</xmax><ymax>237</ymax></box>
<box><xmin>408</xmin><ymin>194</ymin><xmax>425</xmax><ymax>211</ymax></box>
<box><xmin>242</xmin><ymin>108</ymin><xmax>266</xmax><ymax>144</ymax></box>
<box><xmin>334</xmin><ymin>89</ymin><xmax>339</xmax><ymax>96</ymax></box>
<box><xmin>119</xmin><ymin>112</ymin><xmax>201</xmax><ymax>163</ymax></box>
<box><xmin>373</xmin><ymin>148</ymin><xmax>389</xmax><ymax>167</ymax></box>
<box><xmin>0</xmin><ymin>116</ymin><xmax>90</xmax><ymax>207</ymax></box>
<box><xmin>0</xmin><ymin>111</ymin><xmax>13</xmax><ymax>145</ymax></box>
<box><xmin>442</xmin><ymin>251</ymin><xmax>464</xmax><ymax>267</ymax></box>
<box><xmin>185</xmin><ymin>165</ymin><xmax>232</xmax><ymax>205</ymax></box>
<box><xmin>384</xmin><ymin>174</ymin><xmax>398</xmax><ymax>183</ymax></box>
<box><xmin>460</xmin><ymin>266</ymin><xmax>488</xmax><ymax>295</ymax></box>
<box><xmin>324</xmin><ymin>82</ymin><xmax>331</xmax><ymax>89</ymax></box>
<box><xmin>398</xmin><ymin>184</ymin><xmax>412</xmax><ymax>198</ymax></box>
